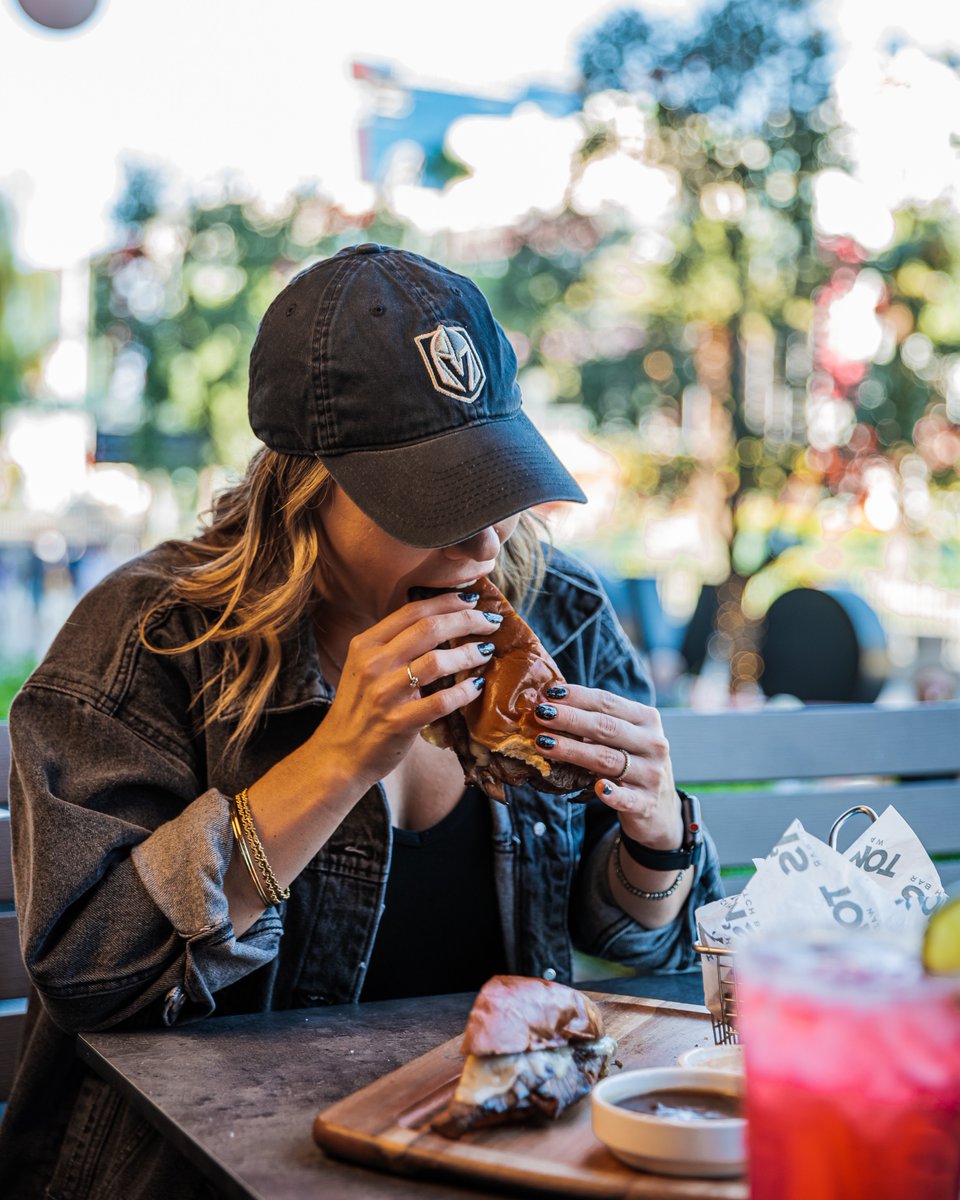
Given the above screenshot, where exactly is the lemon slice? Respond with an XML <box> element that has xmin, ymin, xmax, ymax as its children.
<box><xmin>922</xmin><ymin>895</ymin><xmax>960</xmax><ymax>974</ymax></box>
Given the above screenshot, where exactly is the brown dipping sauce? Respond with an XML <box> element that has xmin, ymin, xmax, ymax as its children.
<box><xmin>616</xmin><ymin>1088</ymin><xmax>741</xmax><ymax>1121</ymax></box>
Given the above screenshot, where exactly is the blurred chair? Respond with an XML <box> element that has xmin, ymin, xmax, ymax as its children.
<box><xmin>758</xmin><ymin>587</ymin><xmax>888</xmax><ymax>703</ymax></box>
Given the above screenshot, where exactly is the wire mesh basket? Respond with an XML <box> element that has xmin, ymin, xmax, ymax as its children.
<box><xmin>694</xmin><ymin>942</ymin><xmax>739</xmax><ymax>1044</ymax></box>
<box><xmin>695</xmin><ymin>803</ymin><xmax>878</xmax><ymax>1045</ymax></box>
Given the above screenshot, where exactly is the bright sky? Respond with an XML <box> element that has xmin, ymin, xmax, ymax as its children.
<box><xmin>3</xmin><ymin>0</ymin><xmax>960</xmax><ymax>268</ymax></box>
<box><xmin>0</xmin><ymin>0</ymin><xmax>625</xmax><ymax>266</ymax></box>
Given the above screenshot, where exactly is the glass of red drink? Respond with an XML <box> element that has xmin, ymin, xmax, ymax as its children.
<box><xmin>736</xmin><ymin>932</ymin><xmax>960</xmax><ymax>1200</ymax></box>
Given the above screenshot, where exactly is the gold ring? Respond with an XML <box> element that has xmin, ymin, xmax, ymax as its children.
<box><xmin>406</xmin><ymin>663</ymin><xmax>420</xmax><ymax>689</ymax></box>
<box><xmin>611</xmin><ymin>748</ymin><xmax>631</xmax><ymax>783</ymax></box>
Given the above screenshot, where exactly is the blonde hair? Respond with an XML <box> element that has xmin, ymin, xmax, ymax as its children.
<box><xmin>142</xmin><ymin>448</ymin><xmax>546</xmax><ymax>752</ymax></box>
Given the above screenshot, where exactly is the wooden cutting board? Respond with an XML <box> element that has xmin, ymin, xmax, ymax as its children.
<box><xmin>313</xmin><ymin>993</ymin><xmax>747</xmax><ymax>1198</ymax></box>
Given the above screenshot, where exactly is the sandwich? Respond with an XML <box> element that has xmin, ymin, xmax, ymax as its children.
<box><xmin>432</xmin><ymin>974</ymin><xmax>618</xmax><ymax>1138</ymax></box>
<box><xmin>413</xmin><ymin>577</ymin><xmax>595</xmax><ymax>796</ymax></box>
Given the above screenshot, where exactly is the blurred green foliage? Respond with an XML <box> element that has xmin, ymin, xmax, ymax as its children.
<box><xmin>0</xmin><ymin>200</ymin><xmax>57</xmax><ymax>412</ymax></box>
<box><xmin>0</xmin><ymin>659</ymin><xmax>35</xmax><ymax>717</ymax></box>
<box><xmin>579</xmin><ymin>0</ymin><xmax>832</xmax><ymax>125</ymax></box>
<box><xmin>89</xmin><ymin>167</ymin><xmax>411</xmax><ymax>471</ymax></box>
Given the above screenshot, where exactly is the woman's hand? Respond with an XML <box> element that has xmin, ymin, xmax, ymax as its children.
<box><xmin>531</xmin><ymin>684</ymin><xmax>683</xmax><ymax>851</ymax></box>
<box><xmin>230</xmin><ymin>591</ymin><xmax>502</xmax><ymax>932</ymax></box>
<box><xmin>228</xmin><ymin>595</ymin><xmax>499</xmax><ymax>931</ymax></box>
<box><xmin>311</xmin><ymin>591</ymin><xmax>500</xmax><ymax>792</ymax></box>
<box><xmin>530</xmin><ymin>684</ymin><xmax>692</xmax><ymax>929</ymax></box>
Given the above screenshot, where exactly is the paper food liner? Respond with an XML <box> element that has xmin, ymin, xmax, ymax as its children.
<box><xmin>695</xmin><ymin>805</ymin><xmax>948</xmax><ymax>1022</ymax></box>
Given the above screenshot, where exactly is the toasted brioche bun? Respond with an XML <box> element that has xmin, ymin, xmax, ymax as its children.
<box><xmin>418</xmin><ymin>577</ymin><xmax>594</xmax><ymax>796</ymax></box>
<box><xmin>460</xmin><ymin>974</ymin><xmax>605</xmax><ymax>1056</ymax></box>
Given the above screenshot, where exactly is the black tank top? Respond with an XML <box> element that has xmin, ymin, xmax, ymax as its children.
<box><xmin>359</xmin><ymin>785</ymin><xmax>508</xmax><ymax>1001</ymax></box>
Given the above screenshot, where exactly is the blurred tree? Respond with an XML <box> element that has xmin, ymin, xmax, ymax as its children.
<box><xmin>0</xmin><ymin>204</ymin><xmax>27</xmax><ymax>409</ymax></box>
<box><xmin>576</xmin><ymin>0</ymin><xmax>836</xmax><ymax>449</ymax></box>
<box><xmin>89</xmin><ymin>165</ymin><xmax>387</xmax><ymax>470</ymax></box>
<box><xmin>467</xmin><ymin>2</ymin><xmax>839</xmax><ymax>559</ymax></box>
<box><xmin>579</xmin><ymin>0</ymin><xmax>832</xmax><ymax>125</ymax></box>
<box><xmin>575</xmin><ymin>2</ymin><xmax>960</xmax><ymax>500</ymax></box>
<box><xmin>570</xmin><ymin>1</ymin><xmax>840</xmax><ymax>689</ymax></box>
<box><xmin>559</xmin><ymin>0</ymin><xmax>960</xmax><ymax>691</ymax></box>
<box><xmin>112</xmin><ymin>162</ymin><xmax>165</xmax><ymax>233</ymax></box>
<box><xmin>0</xmin><ymin>200</ymin><xmax>54</xmax><ymax>412</ymax></box>
<box><xmin>867</xmin><ymin>209</ymin><xmax>960</xmax><ymax>482</ymax></box>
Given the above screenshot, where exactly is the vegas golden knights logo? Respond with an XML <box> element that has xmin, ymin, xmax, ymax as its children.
<box><xmin>414</xmin><ymin>324</ymin><xmax>486</xmax><ymax>402</ymax></box>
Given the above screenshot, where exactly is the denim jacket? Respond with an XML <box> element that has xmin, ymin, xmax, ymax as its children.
<box><xmin>0</xmin><ymin>542</ymin><xmax>722</xmax><ymax>1198</ymax></box>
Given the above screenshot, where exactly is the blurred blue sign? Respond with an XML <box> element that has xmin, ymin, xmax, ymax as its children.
<box><xmin>353</xmin><ymin>61</ymin><xmax>580</xmax><ymax>188</ymax></box>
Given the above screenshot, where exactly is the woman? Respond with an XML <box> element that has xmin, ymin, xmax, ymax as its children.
<box><xmin>0</xmin><ymin>244</ymin><xmax>722</xmax><ymax>1198</ymax></box>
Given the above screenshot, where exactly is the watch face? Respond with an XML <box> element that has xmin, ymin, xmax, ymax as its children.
<box><xmin>679</xmin><ymin>789</ymin><xmax>702</xmax><ymax>854</ymax></box>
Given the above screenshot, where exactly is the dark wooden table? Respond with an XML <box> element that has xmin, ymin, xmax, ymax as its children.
<box><xmin>77</xmin><ymin>972</ymin><xmax>705</xmax><ymax>1200</ymax></box>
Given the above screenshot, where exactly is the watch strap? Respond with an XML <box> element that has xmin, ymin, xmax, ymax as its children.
<box><xmin>618</xmin><ymin>789</ymin><xmax>703</xmax><ymax>870</ymax></box>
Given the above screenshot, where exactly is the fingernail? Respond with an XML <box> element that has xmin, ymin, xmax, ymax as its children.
<box><xmin>600</xmin><ymin>781</ymin><xmax>613</xmax><ymax>796</ymax></box>
<box><xmin>545</xmin><ymin>685</ymin><xmax>568</xmax><ymax>699</ymax></box>
<box><xmin>478</xmin><ymin>642</ymin><xmax>495</xmax><ymax>656</ymax></box>
<box><xmin>482</xmin><ymin>611</ymin><xmax>504</xmax><ymax>625</ymax></box>
<box><xmin>535</xmin><ymin>703</ymin><xmax>557</xmax><ymax>720</ymax></box>
<box><xmin>473</xmin><ymin>676</ymin><xmax>485</xmax><ymax>690</ymax></box>
<box><xmin>458</xmin><ymin>591</ymin><xmax>479</xmax><ymax>603</ymax></box>
<box><xmin>535</xmin><ymin>734</ymin><xmax>556</xmax><ymax>749</ymax></box>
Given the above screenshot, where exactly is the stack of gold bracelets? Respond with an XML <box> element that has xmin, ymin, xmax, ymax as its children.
<box><xmin>230</xmin><ymin>788</ymin><xmax>290</xmax><ymax>908</ymax></box>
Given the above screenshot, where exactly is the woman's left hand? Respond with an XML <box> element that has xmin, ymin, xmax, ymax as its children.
<box><xmin>532</xmin><ymin>684</ymin><xmax>683</xmax><ymax>851</ymax></box>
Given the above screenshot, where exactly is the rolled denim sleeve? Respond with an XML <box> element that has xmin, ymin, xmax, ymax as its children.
<box><xmin>573</xmin><ymin>826</ymin><xmax>723</xmax><ymax>972</ymax></box>
<box><xmin>9</xmin><ymin>686</ymin><xmax>281</xmax><ymax>1034</ymax></box>
<box><xmin>131</xmin><ymin>788</ymin><xmax>282</xmax><ymax>1014</ymax></box>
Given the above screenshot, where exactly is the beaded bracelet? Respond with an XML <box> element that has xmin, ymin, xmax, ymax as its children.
<box><xmin>612</xmin><ymin>835</ymin><xmax>685</xmax><ymax>900</ymax></box>
<box><xmin>233</xmin><ymin>788</ymin><xmax>290</xmax><ymax>906</ymax></box>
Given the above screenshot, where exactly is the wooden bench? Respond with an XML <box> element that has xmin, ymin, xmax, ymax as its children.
<box><xmin>0</xmin><ymin>721</ymin><xmax>28</xmax><ymax>1106</ymax></box>
<box><xmin>661</xmin><ymin>700</ymin><xmax>960</xmax><ymax>889</ymax></box>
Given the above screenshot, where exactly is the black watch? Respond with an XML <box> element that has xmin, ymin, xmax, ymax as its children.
<box><xmin>618</xmin><ymin>789</ymin><xmax>703</xmax><ymax>870</ymax></box>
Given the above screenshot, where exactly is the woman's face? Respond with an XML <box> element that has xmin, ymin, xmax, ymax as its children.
<box><xmin>316</xmin><ymin>485</ymin><xmax>521</xmax><ymax>620</ymax></box>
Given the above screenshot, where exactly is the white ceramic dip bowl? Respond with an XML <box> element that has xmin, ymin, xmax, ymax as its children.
<box><xmin>591</xmin><ymin>1066</ymin><xmax>746</xmax><ymax>1178</ymax></box>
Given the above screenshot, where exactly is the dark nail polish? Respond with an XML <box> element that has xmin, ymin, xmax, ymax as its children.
<box><xmin>601</xmin><ymin>782</ymin><xmax>613</xmax><ymax>796</ymax></box>
<box><xmin>545</xmin><ymin>685</ymin><xmax>568</xmax><ymax>699</ymax></box>
<box><xmin>535</xmin><ymin>734</ymin><xmax>556</xmax><ymax>749</ymax></box>
<box><xmin>473</xmin><ymin>676</ymin><xmax>485</xmax><ymax>690</ymax></box>
<box><xmin>535</xmin><ymin>703</ymin><xmax>557</xmax><ymax>720</ymax></box>
<box><xmin>458</xmin><ymin>591</ymin><xmax>479</xmax><ymax>603</ymax></box>
<box><xmin>482</xmin><ymin>611</ymin><xmax>504</xmax><ymax>625</ymax></box>
<box><xmin>478</xmin><ymin>642</ymin><xmax>495</xmax><ymax>656</ymax></box>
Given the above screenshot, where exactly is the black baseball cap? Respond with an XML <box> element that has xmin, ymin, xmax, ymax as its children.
<box><xmin>247</xmin><ymin>243</ymin><xmax>586</xmax><ymax>548</ymax></box>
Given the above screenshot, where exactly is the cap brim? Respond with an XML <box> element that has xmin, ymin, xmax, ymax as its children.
<box><xmin>319</xmin><ymin>411</ymin><xmax>587</xmax><ymax>548</ymax></box>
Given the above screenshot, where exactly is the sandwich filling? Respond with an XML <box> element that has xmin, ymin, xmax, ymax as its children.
<box><xmin>432</xmin><ymin>1036</ymin><xmax>618</xmax><ymax>1136</ymax></box>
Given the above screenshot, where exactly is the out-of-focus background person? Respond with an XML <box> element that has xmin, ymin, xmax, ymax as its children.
<box><xmin>2</xmin><ymin>0</ymin><xmax>960</xmax><ymax>716</ymax></box>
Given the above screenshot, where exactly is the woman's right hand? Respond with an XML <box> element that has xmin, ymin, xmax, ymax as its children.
<box><xmin>309</xmin><ymin>590</ymin><xmax>500</xmax><ymax>792</ymax></box>
<box><xmin>228</xmin><ymin>590</ymin><xmax>500</xmax><ymax>930</ymax></box>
